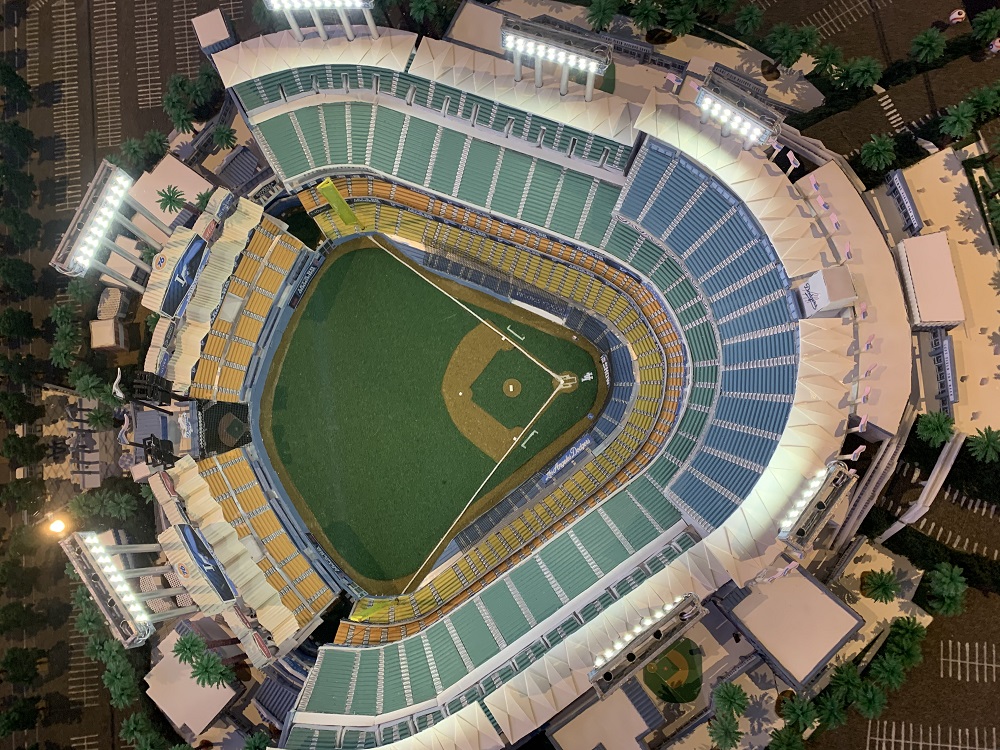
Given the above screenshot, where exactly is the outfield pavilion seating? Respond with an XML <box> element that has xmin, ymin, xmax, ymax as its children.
<box><xmin>195</xmin><ymin>448</ymin><xmax>336</xmax><ymax>626</ymax></box>
<box><xmin>252</xmin><ymin>100</ymin><xmax>623</xmax><ymax>250</ymax></box>
<box><xmin>232</xmin><ymin>67</ymin><xmax>632</xmax><ymax>174</ymax></box>
<box><xmin>188</xmin><ymin>218</ymin><xmax>307</xmax><ymax>402</ymax></box>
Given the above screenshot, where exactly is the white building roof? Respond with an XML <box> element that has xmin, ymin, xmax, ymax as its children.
<box><xmin>145</xmin><ymin>629</ymin><xmax>236</xmax><ymax>738</ymax></box>
<box><xmin>192</xmin><ymin>9</ymin><xmax>230</xmax><ymax>48</ymax></box>
<box><xmin>129</xmin><ymin>155</ymin><xmax>212</xmax><ymax>229</ymax></box>
<box><xmin>731</xmin><ymin>566</ymin><xmax>861</xmax><ymax>684</ymax></box>
<box><xmin>895</xmin><ymin>232</ymin><xmax>964</xmax><ymax>327</ymax></box>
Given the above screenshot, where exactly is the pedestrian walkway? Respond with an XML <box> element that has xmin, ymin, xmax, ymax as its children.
<box><xmin>877</xmin><ymin>92</ymin><xmax>907</xmax><ymax>133</ymax></box>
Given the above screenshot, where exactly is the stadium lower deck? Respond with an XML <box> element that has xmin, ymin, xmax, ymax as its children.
<box><xmin>193</xmin><ymin>29</ymin><xmax>822</xmax><ymax>750</ymax></box>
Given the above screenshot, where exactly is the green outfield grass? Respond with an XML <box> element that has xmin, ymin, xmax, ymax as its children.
<box><xmin>265</xmin><ymin>246</ymin><xmax>599</xmax><ymax>587</ymax></box>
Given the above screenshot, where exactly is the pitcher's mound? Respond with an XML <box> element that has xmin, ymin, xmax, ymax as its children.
<box><xmin>503</xmin><ymin>379</ymin><xmax>522</xmax><ymax>398</ymax></box>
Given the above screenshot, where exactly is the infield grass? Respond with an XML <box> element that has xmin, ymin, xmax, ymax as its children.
<box><xmin>265</xmin><ymin>245</ymin><xmax>599</xmax><ymax>588</ymax></box>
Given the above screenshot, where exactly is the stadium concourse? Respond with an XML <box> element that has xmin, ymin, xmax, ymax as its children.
<box><xmin>189</xmin><ymin>14</ymin><xmax>915</xmax><ymax>748</ymax></box>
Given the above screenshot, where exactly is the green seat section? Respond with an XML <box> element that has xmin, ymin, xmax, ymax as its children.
<box><xmin>479</xmin><ymin>581</ymin><xmax>532</xmax><ymax>645</ymax></box>
<box><xmin>572</xmin><ymin>510</ymin><xmax>628</xmax><ymax>574</ymax></box>
<box><xmin>456</xmin><ymin>140</ymin><xmax>501</xmax><ymax>207</ymax></box>
<box><xmin>449</xmin><ymin>604</ymin><xmax>501</xmax><ymax>667</ymax></box>
<box><xmin>402</xmin><ymin>637</ymin><xmax>438</xmax><ymax>704</ymax></box>
<box><xmin>304</xmin><ymin>648</ymin><xmax>356</xmax><ymax>713</ymax></box>
<box><xmin>427</xmin><ymin>130</ymin><xmax>467</xmax><ymax>195</ymax></box>
<box><xmin>256</xmin><ymin>116</ymin><xmax>310</xmax><ymax>179</ymax></box>
<box><xmin>371</xmin><ymin>107</ymin><xmax>405</xmax><ymax>175</ymax></box>
<box><xmin>549</xmin><ymin>171</ymin><xmax>591</xmax><ymax>239</ymax></box>
<box><xmin>294</xmin><ymin>106</ymin><xmax>324</xmax><ymax>168</ymax></box>
<box><xmin>286</xmin><ymin>727</ymin><xmax>340</xmax><ymax>750</ymax></box>
<box><xmin>397</xmin><ymin>117</ymin><xmax>438</xmax><ymax>186</ymax></box>
<box><xmin>426</xmin><ymin>624</ymin><xmax>467</xmax><ymax>689</ymax></box>
<box><xmin>381</xmin><ymin>644</ymin><xmax>408</xmax><ymax>714</ymax></box>
<box><xmin>579</xmin><ymin>182</ymin><xmax>621</xmax><ymax>248</ymax></box>
<box><xmin>351</xmin><ymin>649</ymin><xmax>381</xmax><ymax>716</ymax></box>
<box><xmin>603</xmin><ymin>490</ymin><xmax>658</xmax><ymax>550</ymax></box>
<box><xmin>489</xmin><ymin>149</ymin><xmax>533</xmax><ymax>218</ymax></box>
<box><xmin>322</xmin><ymin>103</ymin><xmax>349</xmax><ymax>165</ymax></box>
<box><xmin>520</xmin><ymin>161</ymin><xmax>561</xmax><ymax>227</ymax></box>
<box><xmin>539</xmin><ymin>533</ymin><xmax>597</xmax><ymax>600</ymax></box>
<box><xmin>349</xmin><ymin>103</ymin><xmax>373</xmax><ymax>168</ymax></box>
<box><xmin>509</xmin><ymin>560</ymin><xmax>563</xmax><ymax>623</ymax></box>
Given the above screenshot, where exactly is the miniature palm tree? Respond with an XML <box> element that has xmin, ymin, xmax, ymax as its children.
<box><xmin>928</xmin><ymin>562</ymin><xmax>967</xmax><ymax>599</ymax></box>
<box><xmin>586</xmin><ymin>0</ymin><xmax>618</xmax><ymax>33</ymax></box>
<box><xmin>664</xmin><ymin>3</ymin><xmax>697</xmax><ymax>36</ymax></box>
<box><xmin>765</xmin><ymin>23</ymin><xmax>803</xmax><ymax>67</ymax></box>
<box><xmin>860</xmin><ymin>568</ymin><xmax>900</xmax><ymax>604</ymax></box>
<box><xmin>781</xmin><ymin>694</ymin><xmax>817</xmax><ymax>732</ymax></box>
<box><xmin>916</xmin><ymin>411</ymin><xmax>954</xmax><ymax>447</ymax></box>
<box><xmin>245</xmin><ymin>731</ymin><xmax>271</xmax><ymax>750</ymax></box>
<box><xmin>173</xmin><ymin>632</ymin><xmax>207</xmax><ymax>665</ymax></box>
<box><xmin>156</xmin><ymin>184</ymin><xmax>186</xmax><ymax>214</ymax></box>
<box><xmin>213</xmin><ymin>125</ymin><xmax>238</xmax><ymax>150</ymax></box>
<box><xmin>143</xmin><ymin>129</ymin><xmax>169</xmax><ymax>159</ymax></box>
<box><xmin>191</xmin><ymin>651</ymin><xmax>236</xmax><ymax>688</ymax></box>
<box><xmin>768</xmin><ymin>726</ymin><xmax>805</xmax><ymax>750</ymax></box>
<box><xmin>972</xmin><ymin>8</ymin><xmax>1000</xmax><ymax>41</ymax></box>
<box><xmin>815</xmin><ymin>692</ymin><xmax>848</xmax><ymax>729</ymax></box>
<box><xmin>119</xmin><ymin>713</ymin><xmax>153</xmax><ymax>745</ymax></box>
<box><xmin>890</xmin><ymin>616</ymin><xmax>927</xmax><ymax>643</ymax></box>
<box><xmin>888</xmin><ymin>636</ymin><xmax>924</xmax><ymax>669</ymax></box>
<box><xmin>854</xmin><ymin>682</ymin><xmax>886</xmax><ymax>719</ymax></box>
<box><xmin>708</xmin><ymin>710</ymin><xmax>742</xmax><ymax>750</ymax></box>
<box><xmin>86</xmin><ymin>405</ymin><xmax>114</xmax><ymax>431</ymax></box>
<box><xmin>968</xmin><ymin>427</ymin><xmax>1000</xmax><ymax>463</ymax></box>
<box><xmin>910</xmin><ymin>28</ymin><xmax>946</xmax><ymax>64</ymax></box>
<box><xmin>829</xmin><ymin>663</ymin><xmax>863</xmax><ymax>704</ymax></box>
<box><xmin>796</xmin><ymin>26</ymin><xmax>821</xmax><ymax>55</ymax></box>
<box><xmin>713</xmin><ymin>681</ymin><xmax>749</xmax><ymax>717</ymax></box>
<box><xmin>840</xmin><ymin>56</ymin><xmax>882</xmax><ymax>89</ymax></box>
<box><xmin>631</xmin><ymin>0</ymin><xmax>660</xmax><ymax>33</ymax></box>
<box><xmin>859</xmin><ymin>134</ymin><xmax>896</xmax><ymax>172</ymax></box>
<box><xmin>970</xmin><ymin>87</ymin><xmax>1000</xmax><ymax>121</ymax></box>
<box><xmin>868</xmin><ymin>653</ymin><xmax>906</xmax><ymax>691</ymax></box>
<box><xmin>195</xmin><ymin>189</ymin><xmax>214</xmax><ymax>211</ymax></box>
<box><xmin>733</xmin><ymin>4</ymin><xmax>763</xmax><ymax>37</ymax></box>
<box><xmin>939</xmin><ymin>101</ymin><xmax>977</xmax><ymax>140</ymax></box>
<box><xmin>812</xmin><ymin>44</ymin><xmax>844</xmax><ymax>78</ymax></box>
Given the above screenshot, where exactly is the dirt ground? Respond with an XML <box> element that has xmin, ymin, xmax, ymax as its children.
<box><xmin>809</xmin><ymin>589</ymin><xmax>1000</xmax><ymax>750</ymax></box>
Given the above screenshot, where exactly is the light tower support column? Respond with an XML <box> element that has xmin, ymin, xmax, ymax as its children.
<box><xmin>585</xmin><ymin>70</ymin><xmax>596</xmax><ymax>102</ymax></box>
<box><xmin>362</xmin><ymin>8</ymin><xmax>379</xmax><ymax>38</ymax></box>
<box><xmin>559</xmin><ymin>64</ymin><xmax>570</xmax><ymax>96</ymax></box>
<box><xmin>310</xmin><ymin>9</ymin><xmax>329</xmax><ymax>39</ymax></box>
<box><xmin>535</xmin><ymin>56</ymin><xmax>543</xmax><ymax>87</ymax></box>
<box><xmin>337</xmin><ymin>8</ymin><xmax>356</xmax><ymax>40</ymax></box>
<box><xmin>513</xmin><ymin>49</ymin><xmax>523</xmax><ymax>82</ymax></box>
<box><xmin>87</xmin><ymin>260</ymin><xmax>145</xmax><ymax>294</ymax></box>
<box><xmin>284</xmin><ymin>10</ymin><xmax>304</xmax><ymax>41</ymax></box>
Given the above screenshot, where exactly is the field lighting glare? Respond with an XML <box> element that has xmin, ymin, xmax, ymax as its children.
<box><xmin>48</xmin><ymin>519</ymin><xmax>65</xmax><ymax>534</ymax></box>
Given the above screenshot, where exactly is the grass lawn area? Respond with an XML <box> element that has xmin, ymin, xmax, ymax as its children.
<box><xmin>265</xmin><ymin>246</ymin><xmax>598</xmax><ymax>586</ymax></box>
<box><xmin>643</xmin><ymin>638</ymin><xmax>703</xmax><ymax>704</ymax></box>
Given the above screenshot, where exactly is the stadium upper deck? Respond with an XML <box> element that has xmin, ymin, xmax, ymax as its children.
<box><xmin>197</xmin><ymin>16</ymin><xmax>911</xmax><ymax>750</ymax></box>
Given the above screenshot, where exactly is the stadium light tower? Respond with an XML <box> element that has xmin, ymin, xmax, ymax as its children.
<box><xmin>263</xmin><ymin>0</ymin><xmax>379</xmax><ymax>43</ymax></box>
<box><xmin>500</xmin><ymin>17</ymin><xmax>611</xmax><ymax>102</ymax></box>
<box><xmin>695</xmin><ymin>74</ymin><xmax>781</xmax><ymax>150</ymax></box>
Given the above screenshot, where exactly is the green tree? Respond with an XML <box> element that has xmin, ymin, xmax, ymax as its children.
<box><xmin>768</xmin><ymin>726</ymin><xmax>804</xmax><ymax>750</ymax></box>
<box><xmin>887</xmin><ymin>636</ymin><xmax>924</xmax><ymax>669</ymax></box>
<box><xmin>765</xmin><ymin>23</ymin><xmax>804</xmax><ymax>67</ymax></box>
<box><xmin>0</xmin><ymin>309</ymin><xmax>38</xmax><ymax>343</ymax></box>
<box><xmin>102</xmin><ymin>490</ymin><xmax>137</xmax><ymax>520</ymax></box>
<box><xmin>829</xmin><ymin>662</ymin><xmax>862</xmax><ymax>704</ymax></box>
<box><xmin>859</xmin><ymin>133</ymin><xmax>896</xmax><ymax>173</ymax></box>
<box><xmin>86</xmin><ymin>404</ymin><xmax>115</xmax><ymax>431</ymax></box>
<box><xmin>0</xmin><ymin>258</ymin><xmax>36</xmax><ymax>299</ymax></box>
<box><xmin>157</xmin><ymin>185</ymin><xmax>186</xmax><ymax>214</ymax></box>
<box><xmin>191</xmin><ymin>651</ymin><xmax>235</xmax><ymax>688</ymax></box>
<box><xmin>0</xmin><ymin>121</ymin><xmax>37</xmax><ymax>162</ymax></box>
<box><xmin>195</xmin><ymin>190</ymin><xmax>214</xmax><ymax>211</ymax></box>
<box><xmin>0</xmin><ymin>647</ymin><xmax>46</xmax><ymax>685</ymax></box>
<box><xmin>839</xmin><ymin>56</ymin><xmax>882</xmax><ymax>89</ymax></box>
<box><xmin>665</xmin><ymin>2</ymin><xmax>698</xmax><ymax>36</ymax></box>
<box><xmin>173</xmin><ymin>632</ymin><xmax>207</xmax><ymax>665</ymax></box>
<box><xmin>812</xmin><ymin>43</ymin><xmax>843</xmax><ymax>78</ymax></box>
<box><xmin>0</xmin><ymin>206</ymin><xmax>42</xmax><ymax>249</ymax></box>
<box><xmin>74</xmin><ymin>605</ymin><xmax>104</xmax><ymax>637</ymax></box>
<box><xmin>120</xmin><ymin>713</ymin><xmax>154</xmax><ymax>745</ymax></box>
<box><xmin>796</xmin><ymin>25</ymin><xmax>821</xmax><ymax>55</ymax></box>
<box><xmin>970</xmin><ymin>86</ymin><xmax>1000</xmax><ymax>120</ymax></box>
<box><xmin>0</xmin><ymin>697</ymin><xmax>38</xmax><ymax>736</ymax></box>
<box><xmin>733</xmin><ymin>4</ymin><xmax>763</xmax><ymax>37</ymax></box>
<box><xmin>0</xmin><ymin>165</ymin><xmax>36</xmax><ymax>208</ymax></box>
<box><xmin>245</xmin><ymin>731</ymin><xmax>271</xmax><ymax>750</ymax></box>
<box><xmin>48</xmin><ymin>340</ymin><xmax>76</xmax><ymax>370</ymax></box>
<box><xmin>890</xmin><ymin>615</ymin><xmax>927</xmax><ymax>642</ymax></box>
<box><xmin>103</xmin><ymin>661</ymin><xmax>139</xmax><ymax>708</ymax></box>
<box><xmin>408</xmin><ymin>0</ymin><xmax>437</xmax><ymax>24</ymax></box>
<box><xmin>0</xmin><ymin>603</ymin><xmax>37</xmax><ymax>635</ymax></box>
<box><xmin>0</xmin><ymin>61</ymin><xmax>33</xmax><ymax>109</ymax></box>
<box><xmin>631</xmin><ymin>0</ymin><xmax>661</xmax><ymax>33</ymax></box>
<box><xmin>927</xmin><ymin>562</ymin><xmax>967</xmax><ymax>615</ymax></box>
<box><xmin>0</xmin><ymin>477</ymin><xmax>46</xmax><ymax>513</ymax></box>
<box><xmin>0</xmin><ymin>392</ymin><xmax>43</xmax><ymax>426</ymax></box>
<box><xmin>72</xmin><ymin>372</ymin><xmax>106</xmax><ymax>401</ymax></box>
<box><xmin>815</xmin><ymin>692</ymin><xmax>848</xmax><ymax>729</ymax></box>
<box><xmin>854</xmin><ymin>682</ymin><xmax>886</xmax><ymax>719</ymax></box>
<box><xmin>781</xmin><ymin>694</ymin><xmax>817</xmax><ymax>732</ymax></box>
<box><xmin>6</xmin><ymin>526</ymin><xmax>36</xmax><ymax>557</ymax></box>
<box><xmin>860</xmin><ymin>568</ymin><xmax>900</xmax><ymax>603</ymax></box>
<box><xmin>910</xmin><ymin>28</ymin><xmax>946</xmax><ymax>65</ymax></box>
<box><xmin>0</xmin><ymin>353</ymin><xmax>38</xmax><ymax>386</ymax></box>
<box><xmin>708</xmin><ymin>710</ymin><xmax>741</xmax><ymax>750</ymax></box>
<box><xmin>940</xmin><ymin>100</ymin><xmax>977</xmax><ymax>140</ymax></box>
<box><xmin>968</xmin><ymin>426</ymin><xmax>1000</xmax><ymax>462</ymax></box>
<box><xmin>120</xmin><ymin>138</ymin><xmax>145</xmax><ymax>169</ymax></box>
<box><xmin>67</xmin><ymin>277</ymin><xmax>99</xmax><ymax>306</ymax></box>
<box><xmin>48</xmin><ymin>303</ymin><xmax>76</xmax><ymax>329</ymax></box>
<box><xmin>213</xmin><ymin>125</ymin><xmax>238</xmax><ymax>150</ymax></box>
<box><xmin>0</xmin><ymin>434</ymin><xmax>46</xmax><ymax>467</ymax></box>
<box><xmin>143</xmin><ymin>130</ymin><xmax>169</xmax><ymax>161</ymax></box>
<box><xmin>972</xmin><ymin>8</ymin><xmax>1000</xmax><ymax>42</ymax></box>
<box><xmin>713</xmin><ymin>681</ymin><xmax>749</xmax><ymax>716</ymax></box>
<box><xmin>916</xmin><ymin>411</ymin><xmax>954</xmax><ymax>447</ymax></box>
<box><xmin>868</xmin><ymin>653</ymin><xmax>905</xmax><ymax>691</ymax></box>
<box><xmin>587</xmin><ymin>0</ymin><xmax>619</xmax><ymax>32</ymax></box>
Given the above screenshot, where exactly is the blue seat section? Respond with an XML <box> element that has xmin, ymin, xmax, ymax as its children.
<box><xmin>720</xmin><ymin>331</ymin><xmax>797</xmax><ymax>366</ymax></box>
<box><xmin>714</xmin><ymin>393</ymin><xmax>791</xmax><ymax>435</ymax></box>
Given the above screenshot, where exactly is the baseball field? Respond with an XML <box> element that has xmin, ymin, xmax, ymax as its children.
<box><xmin>262</xmin><ymin>242</ymin><xmax>603</xmax><ymax>593</ymax></box>
<box><xmin>643</xmin><ymin>638</ymin><xmax>703</xmax><ymax>703</ymax></box>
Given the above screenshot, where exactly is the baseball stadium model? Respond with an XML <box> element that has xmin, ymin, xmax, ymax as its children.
<box><xmin>56</xmin><ymin>3</ymin><xmax>914</xmax><ymax>749</ymax></box>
